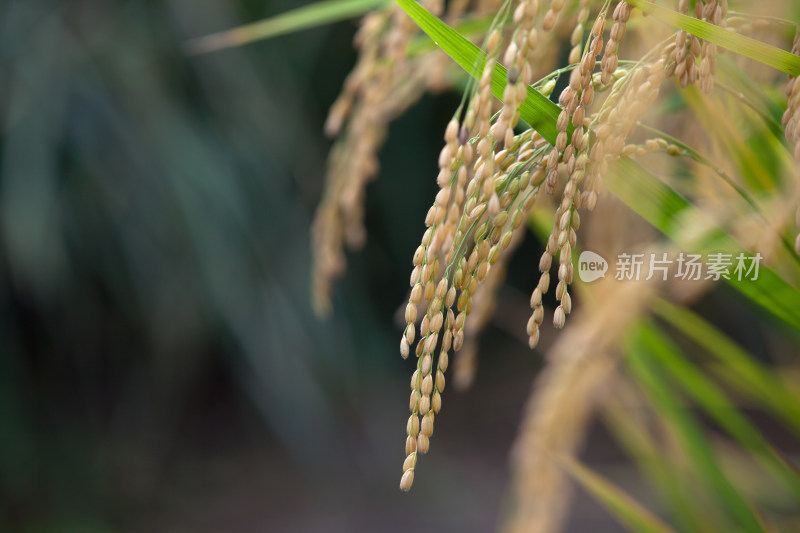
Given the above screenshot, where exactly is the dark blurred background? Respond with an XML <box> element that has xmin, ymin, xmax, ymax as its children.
<box><xmin>0</xmin><ymin>1</ymin><xmax>567</xmax><ymax>531</ymax></box>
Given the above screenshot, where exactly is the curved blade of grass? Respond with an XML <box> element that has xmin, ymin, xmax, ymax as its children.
<box><xmin>626</xmin><ymin>0</ymin><xmax>800</xmax><ymax>76</ymax></box>
<box><xmin>394</xmin><ymin>0</ymin><xmax>562</xmax><ymax>145</ymax></box>
<box><xmin>558</xmin><ymin>455</ymin><xmax>679</xmax><ymax>533</ymax></box>
<box><xmin>607</xmin><ymin>158</ymin><xmax>800</xmax><ymax>334</ymax></box>
<box><xmin>644</xmin><ymin>320</ymin><xmax>800</xmax><ymax>501</ymax></box>
<box><xmin>628</xmin><ymin>324</ymin><xmax>768</xmax><ymax>533</ymax></box>
<box><xmin>654</xmin><ymin>299</ymin><xmax>800</xmax><ymax>436</ymax></box>
<box><xmin>184</xmin><ymin>0</ymin><xmax>389</xmax><ymax>55</ymax></box>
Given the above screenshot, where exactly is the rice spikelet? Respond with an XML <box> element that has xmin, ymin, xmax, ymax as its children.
<box><xmin>312</xmin><ymin>1</ymin><xmax>458</xmax><ymax>316</ymax></box>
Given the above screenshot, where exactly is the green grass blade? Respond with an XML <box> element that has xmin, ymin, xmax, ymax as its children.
<box><xmin>406</xmin><ymin>14</ymin><xmax>496</xmax><ymax>58</ymax></box>
<box><xmin>628</xmin><ymin>324</ymin><xmax>768</xmax><ymax>533</ymax></box>
<box><xmin>607</xmin><ymin>158</ymin><xmax>800</xmax><ymax>334</ymax></box>
<box><xmin>717</xmin><ymin>56</ymin><xmax>787</xmax><ymax>138</ymax></box>
<box><xmin>184</xmin><ymin>0</ymin><xmax>389</xmax><ymax>55</ymax></box>
<box><xmin>603</xmin><ymin>395</ymin><xmax>717</xmax><ymax>532</ymax></box>
<box><xmin>394</xmin><ymin>0</ymin><xmax>562</xmax><ymax>145</ymax></box>
<box><xmin>680</xmin><ymin>85</ymin><xmax>789</xmax><ymax>193</ymax></box>
<box><xmin>654</xmin><ymin>299</ymin><xmax>800</xmax><ymax>436</ymax></box>
<box><xmin>626</xmin><ymin>0</ymin><xmax>800</xmax><ymax>76</ymax></box>
<box><xmin>644</xmin><ymin>320</ymin><xmax>800</xmax><ymax>502</ymax></box>
<box><xmin>558</xmin><ymin>455</ymin><xmax>679</xmax><ymax>533</ymax></box>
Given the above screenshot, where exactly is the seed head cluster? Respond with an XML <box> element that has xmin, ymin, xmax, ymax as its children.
<box><xmin>312</xmin><ymin>1</ymin><xmax>454</xmax><ymax>317</ymax></box>
<box><xmin>400</xmin><ymin>18</ymin><xmax>556</xmax><ymax>487</ymax></box>
<box><xmin>666</xmin><ymin>0</ymin><xmax>698</xmax><ymax>88</ymax></box>
<box><xmin>309</xmin><ymin>0</ymin><xmax>800</xmax><ymax>493</ymax></box>
<box><xmin>663</xmin><ymin>0</ymin><xmax>727</xmax><ymax>92</ymax></box>
<box><xmin>697</xmin><ymin>0</ymin><xmax>727</xmax><ymax>93</ymax></box>
<box><xmin>399</xmin><ymin>0</ymin><xmax>665</xmax><ymax>490</ymax></box>
<box><xmin>601</xmin><ymin>2</ymin><xmax>631</xmax><ymax>85</ymax></box>
<box><xmin>399</xmin><ymin>0</ymin><xmax>674</xmax><ymax>490</ymax></box>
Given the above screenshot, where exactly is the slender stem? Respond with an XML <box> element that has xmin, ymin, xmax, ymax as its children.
<box><xmin>637</xmin><ymin>123</ymin><xmax>800</xmax><ymax>264</ymax></box>
<box><xmin>713</xmin><ymin>82</ymin><xmax>783</xmax><ymax>132</ymax></box>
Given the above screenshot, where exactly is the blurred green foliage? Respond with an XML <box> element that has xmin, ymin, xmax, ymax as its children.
<box><xmin>0</xmin><ymin>1</ymin><xmax>430</xmax><ymax>529</ymax></box>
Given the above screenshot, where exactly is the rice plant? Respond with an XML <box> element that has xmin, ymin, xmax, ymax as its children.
<box><xmin>193</xmin><ymin>1</ymin><xmax>800</xmax><ymax>531</ymax></box>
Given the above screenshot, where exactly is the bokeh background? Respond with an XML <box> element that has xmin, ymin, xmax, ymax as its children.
<box><xmin>0</xmin><ymin>1</ymin><xmax>542</xmax><ymax>531</ymax></box>
<box><xmin>1</xmin><ymin>1</ymin><xmax>796</xmax><ymax>532</ymax></box>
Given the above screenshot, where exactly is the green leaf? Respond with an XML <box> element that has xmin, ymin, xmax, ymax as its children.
<box><xmin>184</xmin><ymin>0</ymin><xmax>389</xmax><ymax>55</ymax></box>
<box><xmin>394</xmin><ymin>0</ymin><xmax>562</xmax><ymax>145</ymax></box>
<box><xmin>628</xmin><ymin>324</ymin><xmax>768</xmax><ymax>533</ymax></box>
<box><xmin>558</xmin><ymin>455</ymin><xmax>679</xmax><ymax>533</ymax></box>
<box><xmin>654</xmin><ymin>299</ymin><xmax>800</xmax><ymax>436</ymax></box>
<box><xmin>643</xmin><ymin>317</ymin><xmax>800</xmax><ymax>501</ymax></box>
<box><xmin>606</xmin><ymin>158</ymin><xmax>800</xmax><ymax>335</ymax></box>
<box><xmin>679</xmin><ymin>84</ymin><xmax>789</xmax><ymax>193</ymax></box>
<box><xmin>716</xmin><ymin>56</ymin><xmax>787</xmax><ymax>138</ymax></box>
<box><xmin>603</xmin><ymin>396</ymin><xmax>719</xmax><ymax>532</ymax></box>
<box><xmin>626</xmin><ymin>0</ymin><xmax>800</xmax><ymax>76</ymax></box>
<box><xmin>406</xmin><ymin>15</ymin><xmax>496</xmax><ymax>58</ymax></box>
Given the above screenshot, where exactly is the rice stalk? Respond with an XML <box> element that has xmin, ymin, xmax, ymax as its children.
<box><xmin>386</xmin><ymin>0</ymin><xmax>800</xmax><ymax>492</ymax></box>
<box><xmin>224</xmin><ymin>0</ymin><xmax>800</xmax><ymax>501</ymax></box>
